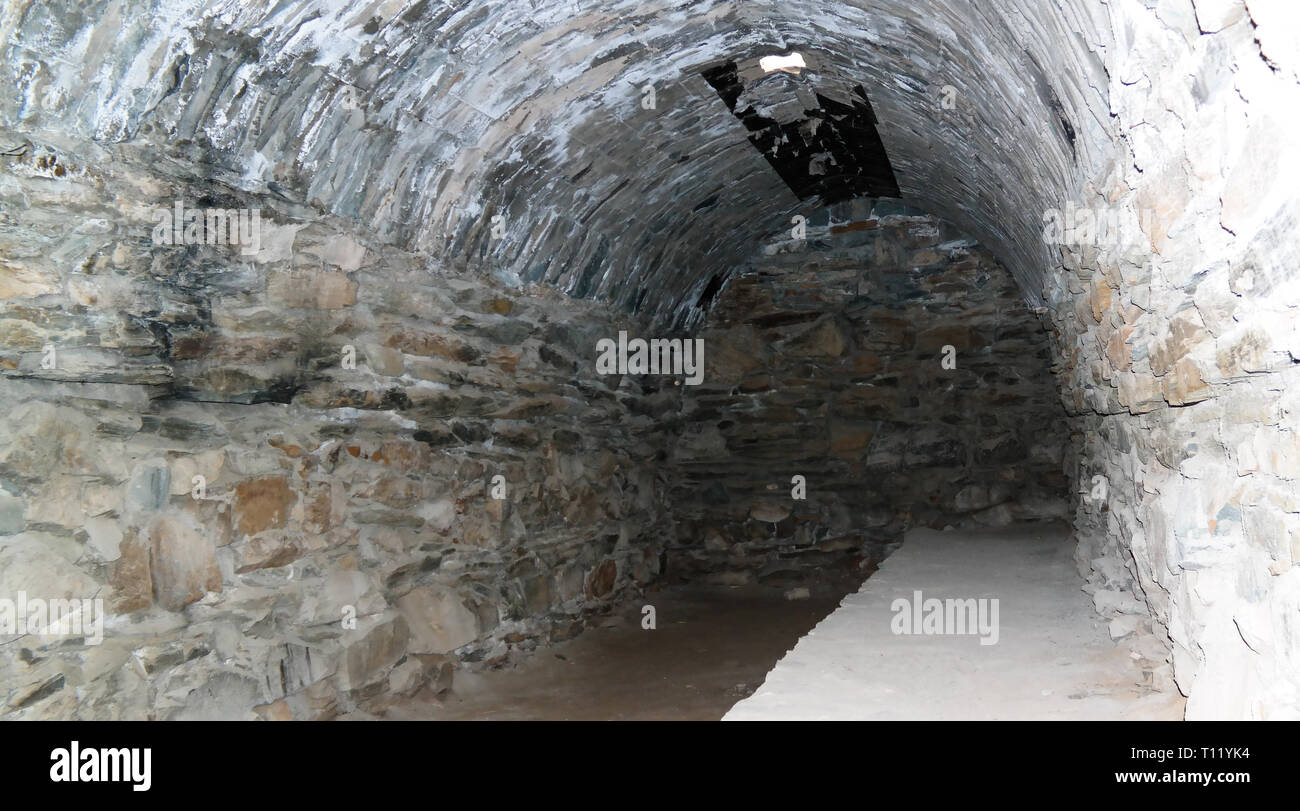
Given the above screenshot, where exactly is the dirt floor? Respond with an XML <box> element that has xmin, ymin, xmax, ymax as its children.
<box><xmin>362</xmin><ymin>526</ymin><xmax>1185</xmax><ymax>722</ymax></box>
<box><xmin>378</xmin><ymin>583</ymin><xmax>850</xmax><ymax>721</ymax></box>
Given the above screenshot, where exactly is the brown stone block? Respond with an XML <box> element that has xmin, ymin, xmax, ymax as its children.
<box><xmin>369</xmin><ymin>441</ymin><xmax>433</xmax><ymax>470</ymax></box>
<box><xmin>168</xmin><ymin>330</ymin><xmax>211</xmax><ymax>360</ymax></box>
<box><xmin>562</xmin><ymin>488</ymin><xmax>603</xmax><ymax>526</ymax></box>
<box><xmin>845</xmin><ymin>353</ymin><xmax>885</xmax><ymax>375</ymax></box>
<box><xmin>586</xmin><ymin>559</ymin><xmax>617</xmax><ymax>599</ymax></box>
<box><xmin>267</xmin><ymin>269</ymin><xmax>357</xmax><ymax>309</ymax></box>
<box><xmin>1117</xmin><ymin>372</ymin><xmax>1164</xmax><ymax>414</ymax></box>
<box><xmin>382</xmin><ymin>328</ymin><xmax>479</xmax><ymax>362</ymax></box>
<box><xmin>356</xmin><ymin>475</ymin><xmax>422</xmax><ymax>509</ymax></box>
<box><xmin>206</xmin><ymin>335</ymin><xmax>299</xmax><ymax>365</ymax></box>
<box><xmin>1105</xmin><ymin>324</ymin><xmax>1133</xmax><ymax>371</ymax></box>
<box><xmin>487</xmin><ymin>347</ymin><xmax>520</xmax><ymax>373</ymax></box>
<box><xmin>233</xmin><ymin>476</ymin><xmax>296</xmax><ymax>537</ymax></box>
<box><xmin>234</xmin><ymin>533</ymin><xmax>302</xmax><ymax>573</ymax></box>
<box><xmin>302</xmin><ymin>481</ymin><xmax>334</xmax><ymax>534</ymax></box>
<box><xmin>109</xmin><ymin>528</ymin><xmax>152</xmax><ymax>613</ymax></box>
<box><xmin>783</xmin><ymin>319</ymin><xmax>847</xmax><ymax>358</ymax></box>
<box><xmin>1089</xmin><ymin>277</ymin><xmax>1113</xmax><ymax>323</ymax></box>
<box><xmin>1162</xmin><ymin>356</ymin><xmax>1210</xmax><ymax>405</ymax></box>
<box><xmin>830</xmin><ymin>421</ymin><xmax>875</xmax><ymax>454</ymax></box>
<box><xmin>1151</xmin><ymin>309</ymin><xmax>1209</xmax><ymax>376</ymax></box>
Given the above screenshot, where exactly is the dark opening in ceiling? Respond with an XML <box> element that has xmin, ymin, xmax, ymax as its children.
<box><xmin>701</xmin><ymin>60</ymin><xmax>901</xmax><ymax>204</ymax></box>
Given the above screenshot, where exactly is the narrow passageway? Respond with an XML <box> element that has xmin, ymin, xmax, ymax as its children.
<box><xmin>2</xmin><ymin>0</ymin><xmax>1298</xmax><ymax>724</ymax></box>
<box><xmin>375</xmin><ymin>523</ymin><xmax>1178</xmax><ymax>722</ymax></box>
<box><xmin>727</xmin><ymin>525</ymin><xmax>1186</xmax><ymax>721</ymax></box>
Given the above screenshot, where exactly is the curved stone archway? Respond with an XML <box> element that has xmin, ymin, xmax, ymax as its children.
<box><xmin>2</xmin><ymin>0</ymin><xmax>1298</xmax><ymax>720</ymax></box>
<box><xmin>5</xmin><ymin>0</ymin><xmax>1117</xmax><ymax>318</ymax></box>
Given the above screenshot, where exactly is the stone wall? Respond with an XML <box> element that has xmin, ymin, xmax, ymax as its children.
<box><xmin>4</xmin><ymin>0</ymin><xmax>1300</xmax><ymax>721</ymax></box>
<box><xmin>668</xmin><ymin>201</ymin><xmax>1069</xmax><ymax>584</ymax></box>
<box><xmin>1041</xmin><ymin>2</ymin><xmax>1300</xmax><ymax>720</ymax></box>
<box><xmin>0</xmin><ymin>135</ymin><xmax>678</xmax><ymax>719</ymax></box>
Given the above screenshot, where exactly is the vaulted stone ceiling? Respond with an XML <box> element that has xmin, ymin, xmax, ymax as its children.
<box><xmin>3</xmin><ymin>0</ymin><xmax>1113</xmax><ymax>324</ymax></box>
<box><xmin>6</xmin><ymin>0</ymin><xmax>1300</xmax><ymax>723</ymax></box>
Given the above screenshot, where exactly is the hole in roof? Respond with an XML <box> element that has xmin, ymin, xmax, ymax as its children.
<box><xmin>760</xmin><ymin>52</ymin><xmax>806</xmax><ymax>74</ymax></box>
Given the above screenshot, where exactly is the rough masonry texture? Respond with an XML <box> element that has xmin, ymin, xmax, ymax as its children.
<box><xmin>669</xmin><ymin>200</ymin><xmax>1068</xmax><ymax>584</ymax></box>
<box><xmin>1</xmin><ymin>0</ymin><xmax>1299</xmax><ymax>719</ymax></box>
<box><xmin>1</xmin><ymin>137</ymin><xmax>678</xmax><ymax>718</ymax></box>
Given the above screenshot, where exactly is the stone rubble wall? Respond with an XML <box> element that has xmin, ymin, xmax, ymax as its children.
<box><xmin>1044</xmin><ymin>1</ymin><xmax>1300</xmax><ymax>720</ymax></box>
<box><xmin>3</xmin><ymin>0</ymin><xmax>1299</xmax><ymax>720</ymax></box>
<box><xmin>669</xmin><ymin>201</ymin><xmax>1070</xmax><ymax>585</ymax></box>
<box><xmin>0</xmin><ymin>136</ymin><xmax>679</xmax><ymax>719</ymax></box>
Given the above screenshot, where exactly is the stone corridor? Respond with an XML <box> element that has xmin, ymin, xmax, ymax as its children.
<box><xmin>1</xmin><ymin>0</ymin><xmax>1298</xmax><ymax>721</ymax></box>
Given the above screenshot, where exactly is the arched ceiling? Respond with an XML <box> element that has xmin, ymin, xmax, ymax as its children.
<box><xmin>2</xmin><ymin>0</ymin><xmax>1118</xmax><ymax>326</ymax></box>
